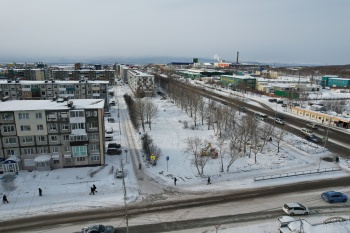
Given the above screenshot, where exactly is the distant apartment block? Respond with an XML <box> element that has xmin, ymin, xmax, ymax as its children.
<box><xmin>0</xmin><ymin>99</ymin><xmax>106</xmax><ymax>173</ymax></box>
<box><xmin>50</xmin><ymin>69</ymin><xmax>115</xmax><ymax>84</ymax></box>
<box><xmin>0</xmin><ymin>79</ymin><xmax>110</xmax><ymax>110</ymax></box>
<box><xmin>127</xmin><ymin>70</ymin><xmax>154</xmax><ymax>97</ymax></box>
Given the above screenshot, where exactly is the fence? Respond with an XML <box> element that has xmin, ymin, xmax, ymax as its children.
<box><xmin>253</xmin><ymin>168</ymin><xmax>342</xmax><ymax>181</ymax></box>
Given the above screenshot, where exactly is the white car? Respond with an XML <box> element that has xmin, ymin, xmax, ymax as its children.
<box><xmin>275</xmin><ymin>118</ymin><xmax>285</xmax><ymax>125</ymax></box>
<box><xmin>116</xmin><ymin>170</ymin><xmax>124</xmax><ymax>178</ymax></box>
<box><xmin>283</xmin><ymin>203</ymin><xmax>309</xmax><ymax>216</ymax></box>
<box><xmin>301</xmin><ymin>128</ymin><xmax>314</xmax><ymax>136</ymax></box>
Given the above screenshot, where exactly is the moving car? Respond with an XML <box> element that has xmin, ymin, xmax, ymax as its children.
<box><xmin>321</xmin><ymin>191</ymin><xmax>348</xmax><ymax>203</ymax></box>
<box><xmin>307</xmin><ymin>123</ymin><xmax>318</xmax><ymax>129</ymax></box>
<box><xmin>108</xmin><ymin>143</ymin><xmax>121</xmax><ymax>149</ymax></box>
<box><xmin>81</xmin><ymin>224</ymin><xmax>115</xmax><ymax>233</ymax></box>
<box><xmin>275</xmin><ymin>118</ymin><xmax>285</xmax><ymax>125</ymax></box>
<box><xmin>282</xmin><ymin>203</ymin><xmax>309</xmax><ymax>216</ymax></box>
<box><xmin>305</xmin><ymin>135</ymin><xmax>318</xmax><ymax>143</ymax></box>
<box><xmin>107</xmin><ymin>148</ymin><xmax>122</xmax><ymax>155</ymax></box>
<box><xmin>301</xmin><ymin>128</ymin><xmax>314</xmax><ymax>136</ymax></box>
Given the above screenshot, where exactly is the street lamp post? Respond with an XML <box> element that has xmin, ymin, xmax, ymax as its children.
<box><xmin>125</xmin><ymin>149</ymin><xmax>128</xmax><ymax>163</ymax></box>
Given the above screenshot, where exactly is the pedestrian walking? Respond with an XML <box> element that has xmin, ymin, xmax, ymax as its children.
<box><xmin>3</xmin><ymin>194</ymin><xmax>9</xmax><ymax>203</ymax></box>
<box><xmin>174</xmin><ymin>177</ymin><xmax>177</xmax><ymax>186</ymax></box>
<box><xmin>207</xmin><ymin>177</ymin><xmax>211</xmax><ymax>185</ymax></box>
<box><xmin>39</xmin><ymin>188</ymin><xmax>42</xmax><ymax>196</ymax></box>
<box><xmin>90</xmin><ymin>187</ymin><xmax>95</xmax><ymax>195</ymax></box>
<box><xmin>92</xmin><ymin>184</ymin><xmax>97</xmax><ymax>193</ymax></box>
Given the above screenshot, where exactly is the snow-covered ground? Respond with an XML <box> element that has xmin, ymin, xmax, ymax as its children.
<box><xmin>1</xmin><ymin>83</ymin><xmax>350</xmax><ymax>232</ymax></box>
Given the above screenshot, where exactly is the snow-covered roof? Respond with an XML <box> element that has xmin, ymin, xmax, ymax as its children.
<box><xmin>0</xmin><ymin>99</ymin><xmax>105</xmax><ymax>111</ymax></box>
<box><xmin>34</xmin><ymin>155</ymin><xmax>51</xmax><ymax>162</ymax></box>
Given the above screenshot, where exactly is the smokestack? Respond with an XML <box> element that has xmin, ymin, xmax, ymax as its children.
<box><xmin>236</xmin><ymin>51</ymin><xmax>239</xmax><ymax>64</ymax></box>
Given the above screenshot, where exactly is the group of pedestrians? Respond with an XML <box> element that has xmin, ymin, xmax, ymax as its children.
<box><xmin>2</xmin><ymin>187</ymin><xmax>43</xmax><ymax>204</ymax></box>
<box><xmin>89</xmin><ymin>184</ymin><xmax>97</xmax><ymax>195</ymax></box>
<box><xmin>173</xmin><ymin>177</ymin><xmax>211</xmax><ymax>186</ymax></box>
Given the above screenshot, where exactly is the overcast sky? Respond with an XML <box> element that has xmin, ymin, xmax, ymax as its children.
<box><xmin>1</xmin><ymin>0</ymin><xmax>349</xmax><ymax>65</ymax></box>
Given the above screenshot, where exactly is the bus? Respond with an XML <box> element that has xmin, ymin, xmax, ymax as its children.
<box><xmin>255</xmin><ymin>112</ymin><xmax>268</xmax><ymax>121</ymax></box>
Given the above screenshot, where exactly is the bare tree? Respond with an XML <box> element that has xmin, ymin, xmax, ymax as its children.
<box><xmin>183</xmin><ymin>136</ymin><xmax>210</xmax><ymax>175</ymax></box>
<box><xmin>198</xmin><ymin>96</ymin><xmax>205</xmax><ymax>125</ymax></box>
<box><xmin>216</xmin><ymin>138</ymin><xmax>226</xmax><ymax>173</ymax></box>
<box><xmin>144</xmin><ymin>98</ymin><xmax>159</xmax><ymax>130</ymax></box>
<box><xmin>250</xmin><ymin>129</ymin><xmax>262</xmax><ymax>164</ymax></box>
<box><xmin>259</xmin><ymin>124</ymin><xmax>275</xmax><ymax>152</ymax></box>
<box><xmin>135</xmin><ymin>98</ymin><xmax>146</xmax><ymax>132</ymax></box>
<box><xmin>226</xmin><ymin>126</ymin><xmax>242</xmax><ymax>172</ymax></box>
<box><xmin>274</xmin><ymin>127</ymin><xmax>287</xmax><ymax>153</ymax></box>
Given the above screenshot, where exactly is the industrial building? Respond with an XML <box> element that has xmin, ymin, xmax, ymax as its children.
<box><xmin>321</xmin><ymin>75</ymin><xmax>350</xmax><ymax>88</ymax></box>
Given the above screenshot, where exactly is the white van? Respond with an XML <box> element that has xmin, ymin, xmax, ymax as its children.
<box><xmin>105</xmin><ymin>134</ymin><xmax>113</xmax><ymax>141</ymax></box>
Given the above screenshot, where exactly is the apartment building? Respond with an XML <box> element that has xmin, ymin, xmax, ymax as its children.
<box><xmin>0</xmin><ymin>99</ymin><xmax>106</xmax><ymax>173</ymax></box>
<box><xmin>0</xmin><ymin>79</ymin><xmax>110</xmax><ymax>109</ymax></box>
<box><xmin>127</xmin><ymin>69</ymin><xmax>154</xmax><ymax>98</ymax></box>
<box><xmin>50</xmin><ymin>69</ymin><xmax>115</xmax><ymax>84</ymax></box>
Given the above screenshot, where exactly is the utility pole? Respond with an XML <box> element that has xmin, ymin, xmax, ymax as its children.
<box><xmin>121</xmin><ymin>160</ymin><xmax>129</xmax><ymax>233</ymax></box>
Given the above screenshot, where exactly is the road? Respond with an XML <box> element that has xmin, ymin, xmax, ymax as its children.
<box><xmin>2</xmin><ymin>175</ymin><xmax>350</xmax><ymax>232</ymax></box>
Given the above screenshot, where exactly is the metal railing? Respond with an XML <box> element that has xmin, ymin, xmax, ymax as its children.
<box><xmin>253</xmin><ymin>168</ymin><xmax>342</xmax><ymax>181</ymax></box>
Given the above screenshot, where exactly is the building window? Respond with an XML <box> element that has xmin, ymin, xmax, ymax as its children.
<box><xmin>37</xmin><ymin>125</ymin><xmax>44</xmax><ymax>131</ymax></box>
<box><xmin>50</xmin><ymin>135</ymin><xmax>58</xmax><ymax>142</ymax></box>
<box><xmin>36</xmin><ymin>113</ymin><xmax>42</xmax><ymax>119</ymax></box>
<box><xmin>65</xmin><ymin>158</ymin><xmax>72</xmax><ymax>163</ymax></box>
<box><xmin>86</xmin><ymin>111</ymin><xmax>97</xmax><ymax>117</ymax></box>
<box><xmin>22</xmin><ymin>136</ymin><xmax>33</xmax><ymax>144</ymax></box>
<box><xmin>20</xmin><ymin>125</ymin><xmax>31</xmax><ymax>131</ymax></box>
<box><xmin>2</xmin><ymin>113</ymin><xmax>13</xmax><ymax>120</ymax></box>
<box><xmin>72</xmin><ymin>146</ymin><xmax>87</xmax><ymax>157</ymax></box>
<box><xmin>63</xmin><ymin>135</ymin><xmax>70</xmax><ymax>141</ymax></box>
<box><xmin>89</xmin><ymin>144</ymin><xmax>99</xmax><ymax>151</ymax></box>
<box><xmin>71</xmin><ymin>123</ymin><xmax>85</xmax><ymax>130</ymax></box>
<box><xmin>49</xmin><ymin>123</ymin><xmax>57</xmax><ymax>131</ymax></box>
<box><xmin>51</xmin><ymin>146</ymin><xmax>59</xmax><ymax>153</ymax></box>
<box><xmin>3</xmin><ymin>125</ymin><xmax>15</xmax><ymax>133</ymax></box>
<box><xmin>61</xmin><ymin>123</ymin><xmax>69</xmax><ymax>131</ymax></box>
<box><xmin>53</xmin><ymin>159</ymin><xmax>60</xmax><ymax>164</ymax></box>
<box><xmin>90</xmin><ymin>155</ymin><xmax>100</xmax><ymax>161</ymax></box>
<box><xmin>60</xmin><ymin>112</ymin><xmax>68</xmax><ymax>119</ymax></box>
<box><xmin>89</xmin><ymin>133</ymin><xmax>99</xmax><ymax>140</ymax></box>
<box><xmin>88</xmin><ymin>122</ymin><xmax>98</xmax><ymax>129</ymax></box>
<box><xmin>38</xmin><ymin>136</ymin><xmax>46</xmax><ymax>143</ymax></box>
<box><xmin>70</xmin><ymin>111</ymin><xmax>84</xmax><ymax>118</ymax></box>
<box><xmin>38</xmin><ymin>147</ymin><xmax>48</xmax><ymax>154</ymax></box>
<box><xmin>5</xmin><ymin>137</ymin><xmax>17</xmax><ymax>144</ymax></box>
<box><xmin>77</xmin><ymin>157</ymin><xmax>86</xmax><ymax>162</ymax></box>
<box><xmin>19</xmin><ymin>113</ymin><xmax>29</xmax><ymax>120</ymax></box>
<box><xmin>7</xmin><ymin>149</ymin><xmax>16</xmax><ymax>156</ymax></box>
<box><xmin>24</xmin><ymin>148</ymin><xmax>34</xmax><ymax>155</ymax></box>
<box><xmin>64</xmin><ymin>146</ymin><xmax>71</xmax><ymax>152</ymax></box>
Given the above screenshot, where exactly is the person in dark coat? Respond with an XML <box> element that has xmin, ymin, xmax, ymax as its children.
<box><xmin>39</xmin><ymin>188</ymin><xmax>42</xmax><ymax>196</ymax></box>
<box><xmin>90</xmin><ymin>187</ymin><xmax>95</xmax><ymax>195</ymax></box>
<box><xmin>207</xmin><ymin>177</ymin><xmax>211</xmax><ymax>185</ymax></box>
<box><xmin>3</xmin><ymin>194</ymin><xmax>9</xmax><ymax>203</ymax></box>
<box><xmin>174</xmin><ymin>177</ymin><xmax>177</xmax><ymax>186</ymax></box>
<box><xmin>92</xmin><ymin>184</ymin><xmax>97</xmax><ymax>193</ymax></box>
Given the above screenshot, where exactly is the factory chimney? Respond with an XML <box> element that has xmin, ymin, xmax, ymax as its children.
<box><xmin>236</xmin><ymin>51</ymin><xmax>239</xmax><ymax>64</ymax></box>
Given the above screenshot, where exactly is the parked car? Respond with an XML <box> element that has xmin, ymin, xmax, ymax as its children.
<box><xmin>81</xmin><ymin>224</ymin><xmax>115</xmax><ymax>233</ymax></box>
<box><xmin>277</xmin><ymin>100</ymin><xmax>284</xmax><ymax>104</ymax></box>
<box><xmin>275</xmin><ymin>118</ymin><xmax>285</xmax><ymax>125</ymax></box>
<box><xmin>321</xmin><ymin>191</ymin><xmax>348</xmax><ymax>203</ymax></box>
<box><xmin>105</xmin><ymin>127</ymin><xmax>113</xmax><ymax>134</ymax></box>
<box><xmin>239</xmin><ymin>106</ymin><xmax>246</xmax><ymax>112</ymax></box>
<box><xmin>109</xmin><ymin>100</ymin><xmax>116</xmax><ymax>106</ymax></box>
<box><xmin>116</xmin><ymin>170</ymin><xmax>124</xmax><ymax>178</ymax></box>
<box><xmin>282</xmin><ymin>203</ymin><xmax>309</xmax><ymax>216</ymax></box>
<box><xmin>305</xmin><ymin>135</ymin><xmax>318</xmax><ymax>143</ymax></box>
<box><xmin>105</xmin><ymin>112</ymin><xmax>111</xmax><ymax>117</ymax></box>
<box><xmin>105</xmin><ymin>134</ymin><xmax>113</xmax><ymax>141</ymax></box>
<box><xmin>301</xmin><ymin>128</ymin><xmax>314</xmax><ymax>136</ymax></box>
<box><xmin>268</xmin><ymin>98</ymin><xmax>277</xmax><ymax>102</ymax></box>
<box><xmin>107</xmin><ymin>148</ymin><xmax>122</xmax><ymax>155</ymax></box>
<box><xmin>107</xmin><ymin>117</ymin><xmax>115</xmax><ymax>123</ymax></box>
<box><xmin>108</xmin><ymin>143</ymin><xmax>121</xmax><ymax>149</ymax></box>
<box><xmin>307</xmin><ymin>123</ymin><xmax>318</xmax><ymax>129</ymax></box>
<box><xmin>281</xmin><ymin>103</ymin><xmax>287</xmax><ymax>107</ymax></box>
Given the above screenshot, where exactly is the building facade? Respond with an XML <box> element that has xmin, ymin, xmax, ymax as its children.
<box><xmin>0</xmin><ymin>80</ymin><xmax>110</xmax><ymax>110</ymax></box>
<box><xmin>0</xmin><ymin>99</ymin><xmax>106</xmax><ymax>173</ymax></box>
<box><xmin>127</xmin><ymin>70</ymin><xmax>155</xmax><ymax>98</ymax></box>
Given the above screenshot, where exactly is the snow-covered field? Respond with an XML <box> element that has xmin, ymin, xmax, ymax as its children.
<box><xmin>1</xmin><ymin>83</ymin><xmax>350</xmax><ymax>232</ymax></box>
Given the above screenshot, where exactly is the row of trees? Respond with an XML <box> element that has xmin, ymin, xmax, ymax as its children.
<box><xmin>123</xmin><ymin>94</ymin><xmax>159</xmax><ymax>131</ymax></box>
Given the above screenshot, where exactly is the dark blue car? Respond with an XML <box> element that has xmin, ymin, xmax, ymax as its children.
<box><xmin>321</xmin><ymin>191</ymin><xmax>347</xmax><ymax>203</ymax></box>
